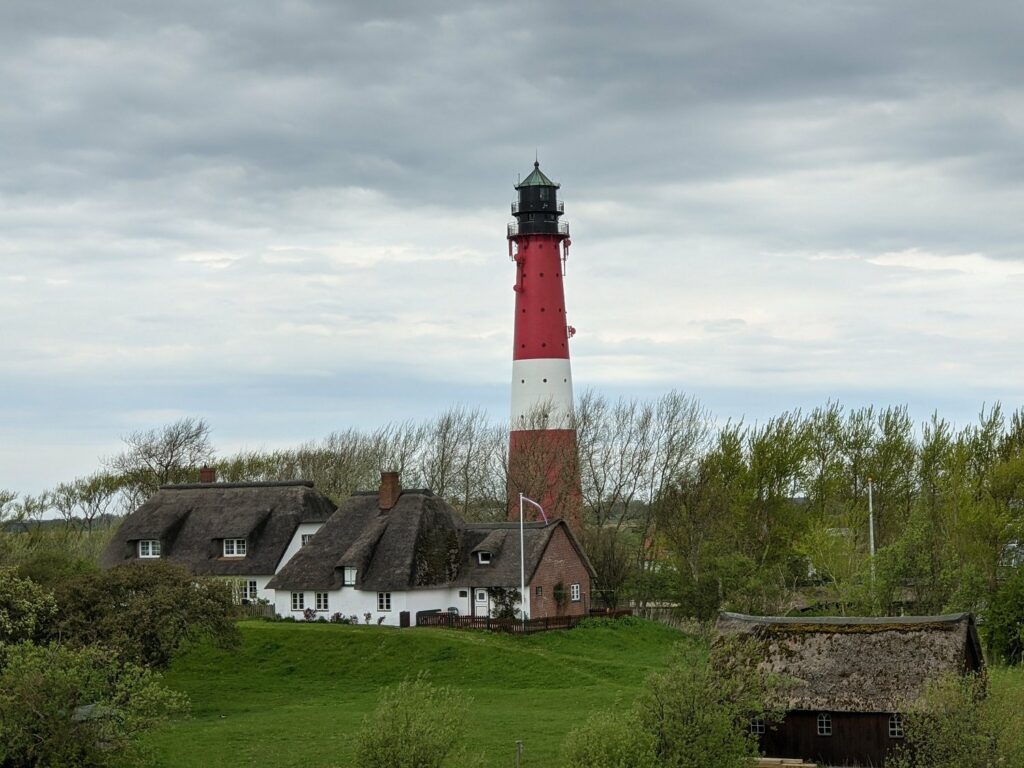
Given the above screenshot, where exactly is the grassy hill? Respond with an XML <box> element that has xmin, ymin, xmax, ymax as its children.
<box><xmin>145</xmin><ymin>618</ymin><xmax>693</xmax><ymax>768</ymax></box>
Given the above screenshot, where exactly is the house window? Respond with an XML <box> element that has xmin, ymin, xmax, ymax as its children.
<box><xmin>301</xmin><ymin>534</ymin><xmax>314</xmax><ymax>546</ymax></box>
<box><xmin>242</xmin><ymin>580</ymin><xmax>258</xmax><ymax>601</ymax></box>
<box><xmin>477</xmin><ymin>551</ymin><xmax>492</xmax><ymax>565</ymax></box>
<box><xmin>535</xmin><ymin>585</ymin><xmax>543</xmax><ymax>597</ymax></box>
<box><xmin>570</xmin><ymin>583</ymin><xmax>581</xmax><ymax>602</ymax></box>
<box><xmin>459</xmin><ymin>590</ymin><xmax>468</xmax><ymax>598</ymax></box>
<box><xmin>138</xmin><ymin>540</ymin><xmax>161</xmax><ymax>558</ymax></box>
<box><xmin>750</xmin><ymin>716</ymin><xmax>766</xmax><ymax>735</ymax></box>
<box><xmin>223</xmin><ymin>538</ymin><xmax>247</xmax><ymax>557</ymax></box>
<box><xmin>889</xmin><ymin>713</ymin><xmax>904</xmax><ymax>738</ymax></box>
<box><xmin>378</xmin><ymin>592</ymin><xmax>391</xmax><ymax>611</ymax></box>
<box><xmin>343</xmin><ymin>567</ymin><xmax>357</xmax><ymax>586</ymax></box>
<box><xmin>476</xmin><ymin>590</ymin><xmax>487</xmax><ymax>602</ymax></box>
<box><xmin>316</xmin><ymin>592</ymin><xmax>329</xmax><ymax>611</ymax></box>
<box><xmin>291</xmin><ymin>592</ymin><xmax>304</xmax><ymax>611</ymax></box>
<box><xmin>817</xmin><ymin>713</ymin><xmax>832</xmax><ymax>737</ymax></box>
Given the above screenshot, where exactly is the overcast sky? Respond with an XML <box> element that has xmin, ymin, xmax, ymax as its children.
<box><xmin>3</xmin><ymin>1</ymin><xmax>1024</xmax><ymax>494</ymax></box>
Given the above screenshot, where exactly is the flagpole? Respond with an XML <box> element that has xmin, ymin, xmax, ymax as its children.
<box><xmin>519</xmin><ymin>492</ymin><xmax>526</xmax><ymax>628</ymax></box>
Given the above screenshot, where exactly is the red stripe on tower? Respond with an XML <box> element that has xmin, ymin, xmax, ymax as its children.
<box><xmin>506</xmin><ymin>161</ymin><xmax>583</xmax><ymax>532</ymax></box>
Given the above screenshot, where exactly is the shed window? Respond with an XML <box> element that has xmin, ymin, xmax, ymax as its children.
<box><xmin>750</xmin><ymin>716</ymin><xmax>766</xmax><ymax>735</ymax></box>
<box><xmin>378</xmin><ymin>592</ymin><xmax>391</xmax><ymax>611</ymax></box>
<box><xmin>343</xmin><ymin>567</ymin><xmax>357</xmax><ymax>586</ymax></box>
<box><xmin>223</xmin><ymin>538</ymin><xmax>246</xmax><ymax>557</ymax></box>
<box><xmin>889</xmin><ymin>713</ymin><xmax>904</xmax><ymax>738</ymax></box>
<box><xmin>570</xmin><ymin>583</ymin><xmax>581</xmax><ymax>602</ymax></box>
<box><xmin>477</xmin><ymin>551</ymin><xmax>492</xmax><ymax>565</ymax></box>
<box><xmin>138</xmin><ymin>540</ymin><xmax>161</xmax><ymax>558</ymax></box>
<box><xmin>291</xmin><ymin>592</ymin><xmax>304</xmax><ymax>611</ymax></box>
<box><xmin>817</xmin><ymin>713</ymin><xmax>832</xmax><ymax>737</ymax></box>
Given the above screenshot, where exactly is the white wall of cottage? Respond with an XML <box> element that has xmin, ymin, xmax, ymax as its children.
<box><xmin>275</xmin><ymin>522</ymin><xmax>325</xmax><ymax>572</ymax></box>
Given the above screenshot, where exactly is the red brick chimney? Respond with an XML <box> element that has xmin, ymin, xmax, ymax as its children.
<box><xmin>378</xmin><ymin>471</ymin><xmax>401</xmax><ymax>511</ymax></box>
<box><xmin>199</xmin><ymin>466</ymin><xmax>216</xmax><ymax>484</ymax></box>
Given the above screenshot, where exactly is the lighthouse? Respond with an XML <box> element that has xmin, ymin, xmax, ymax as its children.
<box><xmin>506</xmin><ymin>161</ymin><xmax>583</xmax><ymax>530</ymax></box>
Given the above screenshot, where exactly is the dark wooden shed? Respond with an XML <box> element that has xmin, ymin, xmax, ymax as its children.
<box><xmin>715</xmin><ymin>612</ymin><xmax>984</xmax><ymax>767</ymax></box>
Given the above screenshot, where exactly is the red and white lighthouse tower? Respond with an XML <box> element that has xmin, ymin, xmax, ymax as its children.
<box><xmin>506</xmin><ymin>161</ymin><xmax>583</xmax><ymax>530</ymax></box>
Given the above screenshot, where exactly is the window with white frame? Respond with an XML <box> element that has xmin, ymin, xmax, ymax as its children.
<box><xmin>477</xmin><ymin>551</ymin><xmax>491</xmax><ymax>565</ymax></box>
<box><xmin>817</xmin><ymin>713</ymin><xmax>832</xmax><ymax>737</ymax></box>
<box><xmin>570</xmin><ymin>583</ymin><xmax>581</xmax><ymax>602</ymax></box>
<box><xmin>535</xmin><ymin>585</ymin><xmax>543</xmax><ymax>597</ymax></box>
<box><xmin>301</xmin><ymin>533</ymin><xmax>314</xmax><ymax>546</ymax></box>
<box><xmin>316</xmin><ymin>592</ymin><xmax>329</xmax><ymax>611</ymax></box>
<box><xmin>291</xmin><ymin>592</ymin><xmax>304</xmax><ymax>611</ymax></box>
<box><xmin>378</xmin><ymin>592</ymin><xmax>391</xmax><ymax>611</ymax></box>
<box><xmin>888</xmin><ymin>714</ymin><xmax>904</xmax><ymax>738</ymax></box>
<box><xmin>750</xmin><ymin>716</ymin><xmax>766</xmax><ymax>735</ymax></box>
<box><xmin>223</xmin><ymin>538</ymin><xmax>247</xmax><ymax>557</ymax></box>
<box><xmin>343</xmin><ymin>567</ymin><xmax>357</xmax><ymax>586</ymax></box>
<box><xmin>242</xmin><ymin>580</ymin><xmax>258</xmax><ymax>601</ymax></box>
<box><xmin>138</xmin><ymin>540</ymin><xmax>161</xmax><ymax>558</ymax></box>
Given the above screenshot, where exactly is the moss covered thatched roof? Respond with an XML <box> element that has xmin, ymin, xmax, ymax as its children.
<box><xmin>715</xmin><ymin>612</ymin><xmax>984</xmax><ymax>713</ymax></box>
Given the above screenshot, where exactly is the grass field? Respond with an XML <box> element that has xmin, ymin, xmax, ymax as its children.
<box><xmin>144</xmin><ymin>618</ymin><xmax>693</xmax><ymax>768</ymax></box>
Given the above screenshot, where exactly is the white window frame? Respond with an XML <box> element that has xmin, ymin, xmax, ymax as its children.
<box><xmin>343</xmin><ymin>567</ymin><xmax>357</xmax><ymax>586</ymax></box>
<box><xmin>291</xmin><ymin>592</ymin><xmax>304</xmax><ymax>611</ymax></box>
<box><xmin>817</xmin><ymin>712</ymin><xmax>832</xmax><ymax>737</ymax></box>
<box><xmin>223</xmin><ymin>538</ymin><xmax>247</xmax><ymax>557</ymax></box>
<box><xmin>301</xmin><ymin>533</ymin><xmax>314</xmax><ymax>546</ymax></box>
<box><xmin>750</xmin><ymin>716</ymin><xmax>766</xmax><ymax>735</ymax></box>
<box><xmin>378</xmin><ymin>592</ymin><xmax>391</xmax><ymax>611</ymax></box>
<box><xmin>316</xmin><ymin>592</ymin><xmax>329</xmax><ymax>611</ymax></box>
<box><xmin>888</xmin><ymin>713</ymin><xmax>904</xmax><ymax>739</ymax></box>
<box><xmin>244</xmin><ymin>580</ymin><xmax>258</xmax><ymax>601</ymax></box>
<box><xmin>477</xmin><ymin>551</ymin><xmax>491</xmax><ymax>565</ymax></box>
<box><xmin>138</xmin><ymin>540</ymin><xmax>161</xmax><ymax>558</ymax></box>
<box><xmin>570</xmin><ymin>583</ymin><xmax>581</xmax><ymax>602</ymax></box>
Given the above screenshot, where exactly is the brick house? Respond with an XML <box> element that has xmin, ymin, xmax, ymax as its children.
<box><xmin>267</xmin><ymin>472</ymin><xmax>596</xmax><ymax>625</ymax></box>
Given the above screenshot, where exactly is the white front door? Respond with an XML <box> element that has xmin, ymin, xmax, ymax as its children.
<box><xmin>474</xmin><ymin>588</ymin><xmax>489</xmax><ymax>618</ymax></box>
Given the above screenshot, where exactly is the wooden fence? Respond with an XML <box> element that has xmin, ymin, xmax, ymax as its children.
<box><xmin>234</xmin><ymin>603</ymin><xmax>276</xmax><ymax>620</ymax></box>
<box><xmin>416</xmin><ymin>609</ymin><xmax>633</xmax><ymax>634</ymax></box>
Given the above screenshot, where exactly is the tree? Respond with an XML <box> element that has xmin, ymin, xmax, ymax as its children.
<box><xmin>106</xmin><ymin>417</ymin><xmax>215</xmax><ymax>498</ymax></box>
<box><xmin>54</xmin><ymin>561</ymin><xmax>238</xmax><ymax>668</ymax></box>
<box><xmin>0</xmin><ymin>568</ymin><xmax>56</xmax><ymax>646</ymax></box>
<box><xmin>354</xmin><ymin>675</ymin><xmax>470</xmax><ymax>768</ymax></box>
<box><xmin>0</xmin><ymin>642</ymin><xmax>187</xmax><ymax>768</ymax></box>
<box><xmin>985</xmin><ymin>564</ymin><xmax>1024</xmax><ymax>664</ymax></box>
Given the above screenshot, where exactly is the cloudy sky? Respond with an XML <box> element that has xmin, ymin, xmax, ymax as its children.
<box><xmin>3</xmin><ymin>1</ymin><xmax>1024</xmax><ymax>494</ymax></box>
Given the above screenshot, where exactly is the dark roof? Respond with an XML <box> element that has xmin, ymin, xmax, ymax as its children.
<box><xmin>715</xmin><ymin>612</ymin><xmax>984</xmax><ymax>713</ymax></box>
<box><xmin>516</xmin><ymin>161</ymin><xmax>559</xmax><ymax>189</ymax></box>
<box><xmin>268</xmin><ymin>491</ymin><xmax>595</xmax><ymax>592</ymax></box>
<box><xmin>100</xmin><ymin>482</ymin><xmax>335</xmax><ymax>575</ymax></box>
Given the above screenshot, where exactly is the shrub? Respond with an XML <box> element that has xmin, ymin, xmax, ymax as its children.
<box><xmin>354</xmin><ymin>674</ymin><xmax>469</xmax><ymax>768</ymax></box>
<box><xmin>0</xmin><ymin>642</ymin><xmax>187</xmax><ymax>768</ymax></box>
<box><xmin>985</xmin><ymin>564</ymin><xmax>1024</xmax><ymax>664</ymax></box>
<box><xmin>561</xmin><ymin>706</ymin><xmax>658</xmax><ymax>768</ymax></box>
<box><xmin>0</xmin><ymin>567</ymin><xmax>57</xmax><ymax>646</ymax></box>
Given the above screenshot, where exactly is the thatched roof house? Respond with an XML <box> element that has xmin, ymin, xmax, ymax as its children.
<box><xmin>715</xmin><ymin>612</ymin><xmax>984</xmax><ymax>767</ymax></box>
<box><xmin>101</xmin><ymin>480</ymin><xmax>335</xmax><ymax>601</ymax></box>
<box><xmin>268</xmin><ymin>473</ymin><xmax>596</xmax><ymax>624</ymax></box>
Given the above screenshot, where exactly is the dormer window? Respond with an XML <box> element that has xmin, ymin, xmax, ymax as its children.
<box><xmin>138</xmin><ymin>540</ymin><xmax>161</xmax><ymax>558</ymax></box>
<box><xmin>223</xmin><ymin>538</ymin><xmax>247</xmax><ymax>557</ymax></box>
<box><xmin>477</xmin><ymin>551</ymin><xmax>492</xmax><ymax>565</ymax></box>
<box><xmin>343</xmin><ymin>567</ymin><xmax>357</xmax><ymax>586</ymax></box>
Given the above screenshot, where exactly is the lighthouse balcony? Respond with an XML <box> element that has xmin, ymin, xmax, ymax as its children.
<box><xmin>511</xmin><ymin>200</ymin><xmax>564</xmax><ymax>215</ymax></box>
<box><xmin>508</xmin><ymin>220</ymin><xmax>569</xmax><ymax>238</ymax></box>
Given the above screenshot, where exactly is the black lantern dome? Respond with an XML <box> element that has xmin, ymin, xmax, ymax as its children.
<box><xmin>510</xmin><ymin>161</ymin><xmax>566</xmax><ymax>237</ymax></box>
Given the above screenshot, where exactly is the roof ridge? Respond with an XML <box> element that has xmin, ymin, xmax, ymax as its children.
<box><xmin>160</xmin><ymin>480</ymin><xmax>315</xmax><ymax>490</ymax></box>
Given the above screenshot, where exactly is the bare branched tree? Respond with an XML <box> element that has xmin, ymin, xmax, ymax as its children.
<box><xmin>106</xmin><ymin>417</ymin><xmax>215</xmax><ymax>495</ymax></box>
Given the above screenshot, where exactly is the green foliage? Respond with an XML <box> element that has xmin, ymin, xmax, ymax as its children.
<box><xmin>54</xmin><ymin>561</ymin><xmax>239</xmax><ymax>668</ymax></box>
<box><xmin>985</xmin><ymin>564</ymin><xmax>1024</xmax><ymax>664</ymax></box>
<box><xmin>16</xmin><ymin>549</ymin><xmax>98</xmax><ymax>589</ymax></box>
<box><xmin>353</xmin><ymin>674</ymin><xmax>469</xmax><ymax>768</ymax></box>
<box><xmin>561</xmin><ymin>706</ymin><xmax>658</xmax><ymax>768</ymax></box>
<box><xmin>488</xmin><ymin>587</ymin><xmax>521</xmax><ymax>619</ymax></box>
<box><xmin>0</xmin><ymin>567</ymin><xmax>56</xmax><ymax>646</ymax></box>
<box><xmin>0</xmin><ymin>642</ymin><xmax>187</xmax><ymax>768</ymax></box>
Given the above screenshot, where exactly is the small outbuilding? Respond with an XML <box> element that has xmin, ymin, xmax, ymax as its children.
<box><xmin>100</xmin><ymin>478</ymin><xmax>335</xmax><ymax>603</ymax></box>
<box><xmin>715</xmin><ymin>612</ymin><xmax>985</xmax><ymax>767</ymax></box>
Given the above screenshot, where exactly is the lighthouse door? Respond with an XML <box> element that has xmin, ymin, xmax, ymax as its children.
<box><xmin>474</xmin><ymin>589</ymin><xmax>489</xmax><ymax>618</ymax></box>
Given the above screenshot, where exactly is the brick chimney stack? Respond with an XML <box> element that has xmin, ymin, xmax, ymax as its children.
<box><xmin>199</xmin><ymin>466</ymin><xmax>216</xmax><ymax>484</ymax></box>
<box><xmin>378</xmin><ymin>471</ymin><xmax>401</xmax><ymax>510</ymax></box>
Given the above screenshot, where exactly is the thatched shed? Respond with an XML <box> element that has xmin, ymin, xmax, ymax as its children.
<box><xmin>715</xmin><ymin>612</ymin><xmax>984</xmax><ymax>767</ymax></box>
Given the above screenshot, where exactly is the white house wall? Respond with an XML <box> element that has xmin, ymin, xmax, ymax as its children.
<box><xmin>275</xmin><ymin>522</ymin><xmax>325</xmax><ymax>572</ymax></box>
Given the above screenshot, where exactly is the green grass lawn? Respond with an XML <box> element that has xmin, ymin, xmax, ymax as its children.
<box><xmin>144</xmin><ymin>618</ymin><xmax>693</xmax><ymax>768</ymax></box>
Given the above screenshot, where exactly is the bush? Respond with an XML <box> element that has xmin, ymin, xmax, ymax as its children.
<box><xmin>354</xmin><ymin>674</ymin><xmax>469</xmax><ymax>768</ymax></box>
<box><xmin>985</xmin><ymin>564</ymin><xmax>1024</xmax><ymax>664</ymax></box>
<box><xmin>15</xmin><ymin>550</ymin><xmax>98</xmax><ymax>589</ymax></box>
<box><xmin>0</xmin><ymin>642</ymin><xmax>187</xmax><ymax>768</ymax></box>
<box><xmin>54</xmin><ymin>561</ymin><xmax>239</xmax><ymax>668</ymax></box>
<box><xmin>0</xmin><ymin>567</ymin><xmax>57</xmax><ymax>646</ymax></box>
<box><xmin>561</xmin><ymin>706</ymin><xmax>657</xmax><ymax>768</ymax></box>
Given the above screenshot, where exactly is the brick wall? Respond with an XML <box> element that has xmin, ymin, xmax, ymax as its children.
<box><xmin>529</xmin><ymin>524</ymin><xmax>592</xmax><ymax>619</ymax></box>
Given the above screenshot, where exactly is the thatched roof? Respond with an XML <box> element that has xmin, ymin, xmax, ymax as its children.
<box><xmin>100</xmin><ymin>481</ymin><xmax>336</xmax><ymax>575</ymax></box>
<box><xmin>715</xmin><ymin>612</ymin><xmax>984</xmax><ymax>713</ymax></box>
<box><xmin>268</xmin><ymin>489</ymin><xmax>595</xmax><ymax>592</ymax></box>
